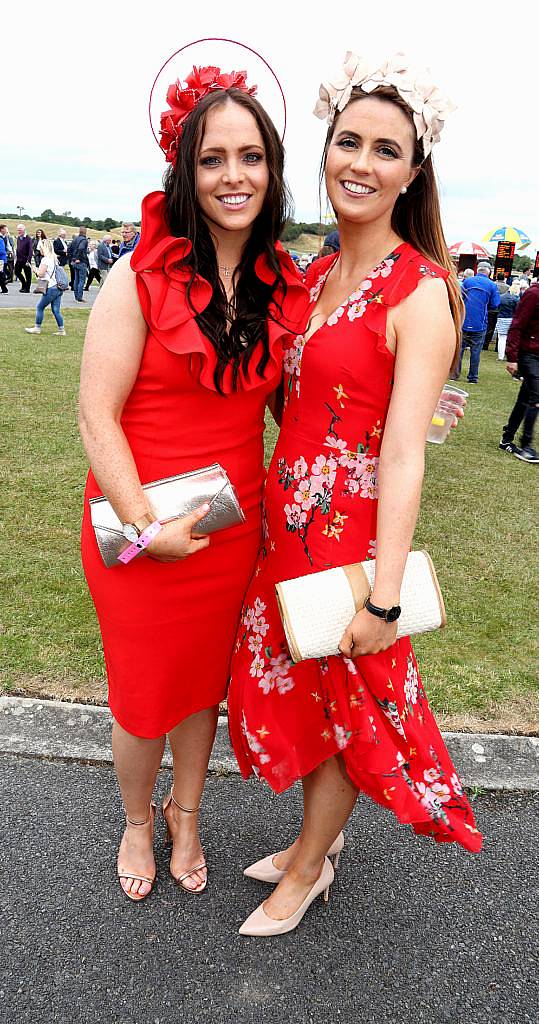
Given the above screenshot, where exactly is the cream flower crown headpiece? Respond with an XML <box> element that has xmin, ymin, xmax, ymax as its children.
<box><xmin>314</xmin><ymin>52</ymin><xmax>455</xmax><ymax>158</ymax></box>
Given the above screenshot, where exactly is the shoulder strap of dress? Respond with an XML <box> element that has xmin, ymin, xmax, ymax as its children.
<box><xmin>378</xmin><ymin>247</ymin><xmax>449</xmax><ymax>309</ymax></box>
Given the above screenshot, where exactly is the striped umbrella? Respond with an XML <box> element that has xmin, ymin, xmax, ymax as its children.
<box><xmin>482</xmin><ymin>226</ymin><xmax>531</xmax><ymax>250</ymax></box>
<box><xmin>448</xmin><ymin>241</ymin><xmax>491</xmax><ymax>258</ymax></box>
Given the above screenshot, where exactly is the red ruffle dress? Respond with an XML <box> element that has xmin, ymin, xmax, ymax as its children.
<box><xmin>81</xmin><ymin>191</ymin><xmax>306</xmax><ymax>739</ymax></box>
<box><xmin>228</xmin><ymin>244</ymin><xmax>482</xmax><ymax>853</ymax></box>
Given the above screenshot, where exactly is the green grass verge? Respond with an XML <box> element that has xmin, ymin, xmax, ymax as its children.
<box><xmin>1</xmin><ymin>309</ymin><xmax>537</xmax><ymax>721</ymax></box>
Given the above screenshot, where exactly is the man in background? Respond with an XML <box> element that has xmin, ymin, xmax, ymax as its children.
<box><xmin>118</xmin><ymin>222</ymin><xmax>140</xmax><ymax>257</ymax></box>
<box><xmin>96</xmin><ymin>234</ymin><xmax>114</xmax><ymax>286</ymax></box>
<box><xmin>452</xmin><ymin>262</ymin><xmax>500</xmax><ymax>382</ymax></box>
<box><xmin>0</xmin><ymin>225</ymin><xmax>15</xmax><ymax>282</ymax></box>
<box><xmin>500</xmin><ymin>280</ymin><xmax>539</xmax><ymax>463</ymax></box>
<box><xmin>71</xmin><ymin>226</ymin><xmax>89</xmax><ymax>301</ymax></box>
<box><xmin>495</xmin><ymin>271</ymin><xmax>509</xmax><ymax>296</ymax></box>
<box><xmin>0</xmin><ymin>229</ymin><xmax>9</xmax><ymax>293</ymax></box>
<box><xmin>53</xmin><ymin>228</ymin><xmax>69</xmax><ymax>267</ymax></box>
<box><xmin>15</xmin><ymin>224</ymin><xmax>32</xmax><ymax>293</ymax></box>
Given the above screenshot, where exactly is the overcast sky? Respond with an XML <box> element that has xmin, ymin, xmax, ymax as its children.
<box><xmin>3</xmin><ymin>0</ymin><xmax>538</xmax><ymax>255</ymax></box>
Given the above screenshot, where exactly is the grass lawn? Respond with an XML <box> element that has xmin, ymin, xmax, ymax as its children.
<box><xmin>1</xmin><ymin>309</ymin><xmax>537</xmax><ymax>732</ymax></box>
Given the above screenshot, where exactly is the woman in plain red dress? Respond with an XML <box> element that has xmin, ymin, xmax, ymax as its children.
<box><xmin>79</xmin><ymin>72</ymin><xmax>305</xmax><ymax>901</ymax></box>
<box><xmin>228</xmin><ymin>55</ymin><xmax>483</xmax><ymax>936</ymax></box>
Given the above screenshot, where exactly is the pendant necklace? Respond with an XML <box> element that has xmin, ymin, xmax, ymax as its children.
<box><xmin>218</xmin><ymin>264</ymin><xmax>237</xmax><ymax>279</ymax></box>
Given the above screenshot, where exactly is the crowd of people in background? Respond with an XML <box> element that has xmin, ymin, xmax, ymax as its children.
<box><xmin>1</xmin><ymin>219</ymin><xmax>536</xmax><ymax>463</ymax></box>
<box><xmin>0</xmin><ymin>221</ymin><xmax>140</xmax><ymax>299</ymax></box>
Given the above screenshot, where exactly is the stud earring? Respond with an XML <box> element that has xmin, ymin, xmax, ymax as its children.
<box><xmin>400</xmin><ymin>186</ymin><xmax>408</xmax><ymax>194</ymax></box>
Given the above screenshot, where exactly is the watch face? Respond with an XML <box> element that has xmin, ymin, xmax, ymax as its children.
<box><xmin>122</xmin><ymin>524</ymin><xmax>139</xmax><ymax>543</ymax></box>
<box><xmin>386</xmin><ymin>605</ymin><xmax>401</xmax><ymax>623</ymax></box>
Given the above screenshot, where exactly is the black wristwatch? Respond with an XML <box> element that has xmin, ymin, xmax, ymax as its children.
<box><xmin>364</xmin><ymin>596</ymin><xmax>401</xmax><ymax>623</ymax></box>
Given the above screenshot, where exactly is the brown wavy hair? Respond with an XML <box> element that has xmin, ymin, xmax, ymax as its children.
<box><xmin>321</xmin><ymin>85</ymin><xmax>464</xmax><ymax>367</ymax></box>
<box><xmin>163</xmin><ymin>89</ymin><xmax>291</xmax><ymax>392</ymax></box>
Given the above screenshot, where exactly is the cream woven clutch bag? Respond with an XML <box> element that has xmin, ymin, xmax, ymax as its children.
<box><xmin>275</xmin><ymin>550</ymin><xmax>446</xmax><ymax>663</ymax></box>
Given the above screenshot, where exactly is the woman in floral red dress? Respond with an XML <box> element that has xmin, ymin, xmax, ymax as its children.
<box><xmin>228</xmin><ymin>54</ymin><xmax>483</xmax><ymax>936</ymax></box>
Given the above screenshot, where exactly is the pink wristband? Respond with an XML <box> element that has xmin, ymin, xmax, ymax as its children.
<box><xmin>117</xmin><ymin>520</ymin><xmax>162</xmax><ymax>565</ymax></box>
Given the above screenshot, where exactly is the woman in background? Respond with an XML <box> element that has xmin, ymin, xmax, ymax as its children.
<box><xmin>24</xmin><ymin>239</ymin><xmax>65</xmax><ymax>336</ymax></box>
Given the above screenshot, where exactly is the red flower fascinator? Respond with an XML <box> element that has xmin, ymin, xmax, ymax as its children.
<box><xmin>149</xmin><ymin>38</ymin><xmax>287</xmax><ymax>166</ymax></box>
<box><xmin>159</xmin><ymin>65</ymin><xmax>258</xmax><ymax>165</ymax></box>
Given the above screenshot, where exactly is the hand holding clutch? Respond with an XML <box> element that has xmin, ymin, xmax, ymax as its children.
<box><xmin>338</xmin><ymin>606</ymin><xmax>398</xmax><ymax>658</ymax></box>
<box><xmin>275</xmin><ymin>550</ymin><xmax>446</xmax><ymax>663</ymax></box>
<box><xmin>146</xmin><ymin>503</ymin><xmax>211</xmax><ymax>563</ymax></box>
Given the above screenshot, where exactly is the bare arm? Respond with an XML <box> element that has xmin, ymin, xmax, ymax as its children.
<box><xmin>339</xmin><ymin>276</ymin><xmax>455</xmax><ymax>656</ymax></box>
<box><xmin>79</xmin><ymin>256</ymin><xmax>151</xmax><ymax>522</ymax></box>
<box><xmin>79</xmin><ymin>258</ymin><xmax>209</xmax><ymax>562</ymax></box>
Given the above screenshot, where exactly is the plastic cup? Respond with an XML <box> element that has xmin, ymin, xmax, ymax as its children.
<box><xmin>427</xmin><ymin>399</ymin><xmax>458</xmax><ymax>444</ymax></box>
<box><xmin>441</xmin><ymin>384</ymin><xmax>469</xmax><ymax>409</ymax></box>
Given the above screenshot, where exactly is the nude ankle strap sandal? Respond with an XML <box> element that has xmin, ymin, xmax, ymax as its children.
<box><xmin>117</xmin><ymin>801</ymin><xmax>157</xmax><ymax>902</ymax></box>
<box><xmin>162</xmin><ymin>787</ymin><xmax>207</xmax><ymax>894</ymax></box>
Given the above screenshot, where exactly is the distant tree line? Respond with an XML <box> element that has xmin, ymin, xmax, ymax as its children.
<box><xmin>38</xmin><ymin>209</ymin><xmax>124</xmax><ymax>231</ymax></box>
<box><xmin>280</xmin><ymin>219</ymin><xmax>337</xmax><ymax>243</ymax></box>
<box><xmin>0</xmin><ymin>209</ymin><xmax>126</xmax><ymax>232</ymax></box>
<box><xmin>512</xmin><ymin>254</ymin><xmax>532</xmax><ymax>272</ymax></box>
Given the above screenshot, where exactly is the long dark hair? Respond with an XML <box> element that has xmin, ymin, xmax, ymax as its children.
<box><xmin>321</xmin><ymin>85</ymin><xmax>464</xmax><ymax>366</ymax></box>
<box><xmin>164</xmin><ymin>89</ymin><xmax>291</xmax><ymax>391</ymax></box>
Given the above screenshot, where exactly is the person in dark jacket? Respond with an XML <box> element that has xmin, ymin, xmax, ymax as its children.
<box><xmin>15</xmin><ymin>224</ymin><xmax>33</xmax><ymax>292</ymax></box>
<box><xmin>118</xmin><ymin>222</ymin><xmax>140</xmax><ymax>257</ymax></box>
<box><xmin>33</xmin><ymin>229</ymin><xmax>47</xmax><ymax>268</ymax></box>
<box><xmin>96</xmin><ymin>234</ymin><xmax>113</xmax><ymax>286</ymax></box>
<box><xmin>499</xmin><ymin>281</ymin><xmax>539</xmax><ymax>462</ymax></box>
<box><xmin>53</xmin><ymin>229</ymin><xmax>69</xmax><ymax>267</ymax></box>
<box><xmin>66</xmin><ymin>236</ymin><xmax>76</xmax><ymax>289</ymax></box>
<box><xmin>0</xmin><ymin>225</ymin><xmax>15</xmax><ymax>282</ymax></box>
<box><xmin>0</xmin><ymin>233</ymin><xmax>8</xmax><ymax>292</ymax></box>
<box><xmin>71</xmin><ymin>226</ymin><xmax>89</xmax><ymax>301</ymax></box>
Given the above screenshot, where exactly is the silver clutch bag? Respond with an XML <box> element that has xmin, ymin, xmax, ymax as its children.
<box><xmin>89</xmin><ymin>463</ymin><xmax>245</xmax><ymax>567</ymax></box>
<box><xmin>275</xmin><ymin>550</ymin><xmax>446</xmax><ymax>663</ymax></box>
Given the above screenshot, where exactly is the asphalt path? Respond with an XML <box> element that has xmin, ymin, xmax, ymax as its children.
<box><xmin>1</xmin><ymin>754</ymin><xmax>537</xmax><ymax>1024</ymax></box>
<box><xmin>0</xmin><ymin>283</ymin><xmax>98</xmax><ymax>312</ymax></box>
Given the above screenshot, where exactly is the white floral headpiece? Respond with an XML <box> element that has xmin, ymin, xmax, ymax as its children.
<box><xmin>313</xmin><ymin>51</ymin><xmax>455</xmax><ymax>158</ymax></box>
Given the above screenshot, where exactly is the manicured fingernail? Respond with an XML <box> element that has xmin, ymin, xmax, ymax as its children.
<box><xmin>202</xmin><ymin>503</ymin><xmax>210</xmax><ymax>512</ymax></box>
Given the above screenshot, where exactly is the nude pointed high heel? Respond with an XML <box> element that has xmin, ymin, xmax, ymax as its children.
<box><xmin>239</xmin><ymin>857</ymin><xmax>334</xmax><ymax>936</ymax></box>
<box><xmin>162</xmin><ymin>787</ymin><xmax>207</xmax><ymax>894</ymax></box>
<box><xmin>243</xmin><ymin>831</ymin><xmax>344</xmax><ymax>883</ymax></box>
<box><xmin>117</xmin><ymin>802</ymin><xmax>157</xmax><ymax>902</ymax></box>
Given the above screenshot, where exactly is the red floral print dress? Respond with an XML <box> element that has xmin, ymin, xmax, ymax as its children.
<box><xmin>228</xmin><ymin>243</ymin><xmax>482</xmax><ymax>853</ymax></box>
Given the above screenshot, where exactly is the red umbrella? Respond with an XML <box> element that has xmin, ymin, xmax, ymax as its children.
<box><xmin>448</xmin><ymin>241</ymin><xmax>491</xmax><ymax>258</ymax></box>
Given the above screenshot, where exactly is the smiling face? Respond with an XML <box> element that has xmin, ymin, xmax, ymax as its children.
<box><xmin>195</xmin><ymin>99</ymin><xmax>269</xmax><ymax>239</ymax></box>
<box><xmin>325</xmin><ymin>95</ymin><xmax>420</xmax><ymax>229</ymax></box>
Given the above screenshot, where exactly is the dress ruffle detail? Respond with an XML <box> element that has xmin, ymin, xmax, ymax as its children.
<box><xmin>131</xmin><ymin>191</ymin><xmax>308</xmax><ymax>393</ymax></box>
<box><xmin>361</xmin><ymin>248</ymin><xmax>450</xmax><ymax>360</ymax></box>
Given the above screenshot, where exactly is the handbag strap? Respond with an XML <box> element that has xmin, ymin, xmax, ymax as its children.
<box><xmin>342</xmin><ymin>563</ymin><xmax>371</xmax><ymax>611</ymax></box>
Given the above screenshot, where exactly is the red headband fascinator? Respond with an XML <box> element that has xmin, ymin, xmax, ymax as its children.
<box><xmin>159</xmin><ymin>65</ymin><xmax>258</xmax><ymax>165</ymax></box>
<box><xmin>149</xmin><ymin>38</ymin><xmax>287</xmax><ymax>167</ymax></box>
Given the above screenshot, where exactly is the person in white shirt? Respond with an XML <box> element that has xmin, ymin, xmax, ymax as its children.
<box><xmin>24</xmin><ymin>239</ymin><xmax>65</xmax><ymax>335</ymax></box>
<box><xmin>85</xmin><ymin>240</ymin><xmax>102</xmax><ymax>291</ymax></box>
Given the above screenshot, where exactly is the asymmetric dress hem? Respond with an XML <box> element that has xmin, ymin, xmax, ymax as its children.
<box><xmin>228</xmin><ymin>243</ymin><xmax>482</xmax><ymax>854</ymax></box>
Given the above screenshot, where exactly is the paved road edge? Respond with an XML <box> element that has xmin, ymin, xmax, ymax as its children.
<box><xmin>1</xmin><ymin>695</ymin><xmax>538</xmax><ymax>791</ymax></box>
